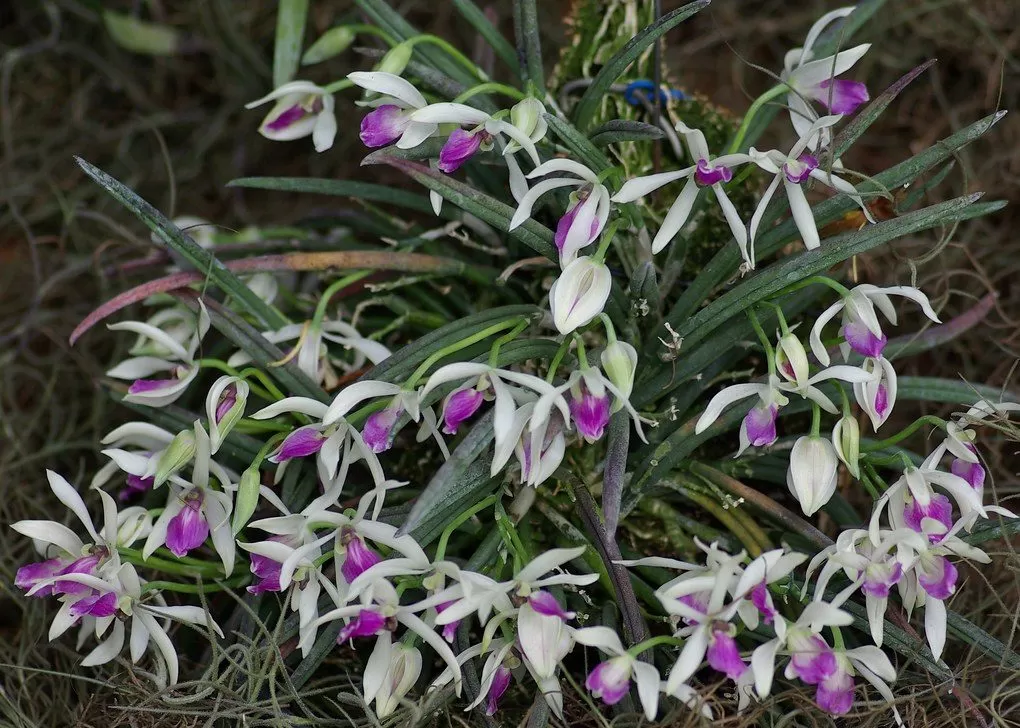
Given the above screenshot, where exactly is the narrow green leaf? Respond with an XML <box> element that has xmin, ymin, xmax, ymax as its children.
<box><xmin>572</xmin><ymin>0</ymin><xmax>710</xmax><ymax>130</ymax></box>
<box><xmin>543</xmin><ymin>113</ymin><xmax>613</xmax><ymax>173</ymax></box>
<box><xmin>228</xmin><ymin>176</ymin><xmax>440</xmax><ymax>215</ymax></box>
<box><xmin>368</xmin><ymin>155</ymin><xmax>558</xmax><ymax>259</ymax></box>
<box><xmin>666</xmin><ymin>195</ymin><xmax>980</xmax><ymax>363</ymax></box>
<box><xmin>662</xmin><ymin>111</ymin><xmax>1007</xmax><ymax>334</ymax></box>
<box><xmin>398</xmin><ymin>410</ymin><xmax>498</xmax><ymax>537</ymax></box>
<box><xmin>589</xmin><ymin>119</ymin><xmax>666</xmax><ymax>147</ymax></box>
<box><xmin>452</xmin><ymin>0</ymin><xmax>519</xmax><ymax>74</ymax></box>
<box><xmin>513</xmin><ymin>0</ymin><xmax>545</xmax><ymax>95</ymax></box>
<box><xmin>273</xmin><ymin>0</ymin><xmax>309</xmax><ymax>87</ymax></box>
<box><xmin>964</xmin><ymin>518</ymin><xmax>1020</xmax><ymax>546</ymax></box>
<box><xmin>832</xmin><ymin>60</ymin><xmax>936</xmax><ymax>159</ymax></box>
<box><xmin>946</xmin><ymin>610</ymin><xmax>1020</xmax><ymax>669</ymax></box>
<box><xmin>76</xmin><ymin>158</ymin><xmax>287</xmax><ymax>331</ymax></box>
<box><xmin>102</xmin><ymin>11</ymin><xmax>180</xmax><ymax>56</ymax></box>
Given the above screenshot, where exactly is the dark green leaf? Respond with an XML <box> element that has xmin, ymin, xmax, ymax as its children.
<box><xmin>76</xmin><ymin>158</ymin><xmax>287</xmax><ymax>330</ymax></box>
<box><xmin>572</xmin><ymin>1</ymin><xmax>709</xmax><ymax>130</ymax></box>
<box><xmin>589</xmin><ymin>119</ymin><xmax>666</xmax><ymax>147</ymax></box>
<box><xmin>513</xmin><ymin>0</ymin><xmax>545</xmax><ymax>95</ymax></box>
<box><xmin>452</xmin><ymin>0</ymin><xmax>519</xmax><ymax>74</ymax></box>
<box><xmin>228</xmin><ymin>176</ymin><xmax>441</xmax><ymax>215</ymax></box>
<box><xmin>946</xmin><ymin>610</ymin><xmax>1020</xmax><ymax>669</ymax></box>
<box><xmin>543</xmin><ymin>113</ymin><xmax>613</xmax><ymax>173</ymax></box>
<box><xmin>273</xmin><ymin>0</ymin><xmax>309</xmax><ymax>87</ymax></box>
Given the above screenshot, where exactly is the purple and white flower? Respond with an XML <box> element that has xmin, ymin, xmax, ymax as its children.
<box><xmin>246</xmin><ymin>81</ymin><xmax>337</xmax><ymax>152</ymax></box>
<box><xmin>853</xmin><ymin>356</ymin><xmax>897</xmax><ymax>430</ymax></box>
<box><xmin>348</xmin><ymin>72</ymin><xmax>436</xmax><ymax>149</ymax></box>
<box><xmin>574</xmin><ymin>626</ymin><xmax>661</xmax><ymax>720</ymax></box>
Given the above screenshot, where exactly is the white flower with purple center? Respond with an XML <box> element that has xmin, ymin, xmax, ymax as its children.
<box><xmin>612</xmin><ymin>123</ymin><xmax>751</xmax><ymax>259</ymax></box>
<box><xmin>696</xmin><ymin>375</ymin><xmax>790</xmax><ymax>455</ymax></box>
<box><xmin>810</xmin><ymin>283</ymin><xmax>940</xmax><ymax>366</ymax></box>
<box><xmin>814</xmin><ymin>647</ymin><xmax>898</xmax><ymax>718</ymax></box>
<box><xmin>516</xmin><ymin>600</ymin><xmax>576</xmax><ymax>718</ymax></box>
<box><xmin>365</xmin><ymin>638</ymin><xmax>422</xmax><ymax>719</ymax></box>
<box><xmin>853</xmin><ymin>356</ymin><xmax>897</xmax><ymax>430</ymax></box>
<box><xmin>573</xmin><ymin>626</ymin><xmax>661</xmax><ymax>720</ymax></box>
<box><xmin>324</xmin><ymin>379</ymin><xmax>423</xmax><ymax>455</ymax></box>
<box><xmin>205</xmin><ymin>375</ymin><xmax>248</xmax><ymax>454</ymax></box>
<box><xmin>734</xmin><ymin>548</ymin><xmax>807</xmax><ymax>631</ymax></box>
<box><xmin>748</xmin><ymin>115</ymin><xmax>870</xmax><ymax>262</ymax></box>
<box><xmin>780</xmin><ymin>7</ymin><xmax>871</xmax><ymax>147</ymax></box>
<box><xmin>106</xmin><ymin>301</ymin><xmax>209</xmax><ymax>408</ymax></box>
<box><xmin>509</xmin><ymin>159</ymin><xmax>611</xmax><ymax>267</ymax></box>
<box><xmin>345</xmin><ymin>71</ymin><xmax>438</xmax><ymax>151</ymax></box>
<box><xmin>246</xmin><ymin>81</ymin><xmax>337</xmax><ymax>152</ymax></box>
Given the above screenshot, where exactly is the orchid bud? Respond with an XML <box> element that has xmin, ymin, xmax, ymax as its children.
<box><xmin>831</xmin><ymin>414</ymin><xmax>861</xmax><ymax>478</ymax></box>
<box><xmin>550</xmin><ymin>256</ymin><xmax>612</xmax><ymax>334</ymax></box>
<box><xmin>438</xmin><ymin>129</ymin><xmax>489</xmax><ymax>173</ymax></box>
<box><xmin>232</xmin><ymin>467</ymin><xmax>261</xmax><ymax>535</ymax></box>
<box><xmin>586</xmin><ymin>656</ymin><xmax>633</xmax><ymax>705</ymax></box>
<box><xmin>516</xmin><ymin>602</ymin><xmax>574</xmax><ymax>680</ymax></box>
<box><xmin>509</xmin><ymin>97</ymin><xmax>545</xmax><ymax>141</ymax></box>
<box><xmin>853</xmin><ymin>357</ymin><xmax>897</xmax><ymax>430</ymax></box>
<box><xmin>376</xmin><ymin>41</ymin><xmax>413</xmax><ymax>75</ymax></box>
<box><xmin>600</xmin><ymin>341</ymin><xmax>638</xmax><ymax>406</ymax></box>
<box><xmin>373</xmin><ymin>643</ymin><xmax>423</xmax><ymax>718</ymax></box>
<box><xmin>271</xmin><ymin>425</ymin><xmax>327</xmax><ymax>463</ymax></box>
<box><xmin>302</xmin><ymin>26</ymin><xmax>356</xmax><ymax>65</ymax></box>
<box><xmin>154</xmin><ymin>429</ymin><xmax>196</xmax><ymax>486</ymax></box>
<box><xmin>787</xmin><ymin>435</ymin><xmax>838</xmax><ymax>516</ymax></box>
<box><xmin>775</xmin><ymin>332</ymin><xmax>810</xmax><ymax>384</ymax></box>
<box><xmin>206</xmin><ymin>376</ymin><xmax>248</xmax><ymax>454</ymax></box>
<box><xmin>568</xmin><ymin>378</ymin><xmax>611</xmax><ymax>443</ymax></box>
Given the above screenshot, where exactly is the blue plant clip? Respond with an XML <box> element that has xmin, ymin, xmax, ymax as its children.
<box><xmin>623</xmin><ymin>79</ymin><xmax>686</xmax><ymax>106</ymax></box>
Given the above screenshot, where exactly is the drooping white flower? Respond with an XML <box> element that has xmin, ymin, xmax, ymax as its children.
<box><xmin>810</xmin><ymin>283</ymin><xmax>941</xmax><ymax>366</ymax></box>
<box><xmin>575</xmin><ymin>626</ymin><xmax>661</xmax><ymax>720</ymax></box>
<box><xmin>509</xmin><ymin>159</ymin><xmax>611</xmax><ymax>266</ymax></box>
<box><xmin>853</xmin><ymin>356</ymin><xmax>897</xmax><ymax>430</ymax></box>
<box><xmin>364</xmin><ymin>636</ymin><xmax>422</xmax><ymax>718</ymax></box>
<box><xmin>349</xmin><ymin>71</ymin><xmax>436</xmax><ymax>150</ymax></box>
<box><xmin>787</xmin><ymin>435</ymin><xmax>839</xmax><ymax>516</ymax></box>
<box><xmin>612</xmin><ymin>123</ymin><xmax>751</xmax><ymax>259</ymax></box>
<box><xmin>246</xmin><ymin>81</ymin><xmax>337</xmax><ymax>152</ymax></box>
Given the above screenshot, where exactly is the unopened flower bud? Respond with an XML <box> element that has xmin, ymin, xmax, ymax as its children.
<box><xmin>600</xmin><ymin>341</ymin><xmax>637</xmax><ymax>406</ymax></box>
<box><xmin>375</xmin><ymin>41</ymin><xmax>413</xmax><ymax>75</ymax></box>
<box><xmin>787</xmin><ymin>435</ymin><xmax>838</xmax><ymax>516</ymax></box>
<box><xmin>550</xmin><ymin>256</ymin><xmax>612</xmax><ymax>335</ymax></box>
<box><xmin>232</xmin><ymin>467</ymin><xmax>261</xmax><ymax>535</ymax></box>
<box><xmin>832</xmin><ymin>414</ymin><xmax>860</xmax><ymax>478</ymax></box>
<box><xmin>775</xmin><ymin>332</ymin><xmax>810</xmax><ymax>384</ymax></box>
<box><xmin>154</xmin><ymin>429</ymin><xmax>196</xmax><ymax>486</ymax></box>
<box><xmin>302</xmin><ymin>26</ymin><xmax>356</xmax><ymax>65</ymax></box>
<box><xmin>509</xmin><ymin>97</ymin><xmax>546</xmax><ymax>141</ymax></box>
<box><xmin>206</xmin><ymin>376</ymin><xmax>249</xmax><ymax>454</ymax></box>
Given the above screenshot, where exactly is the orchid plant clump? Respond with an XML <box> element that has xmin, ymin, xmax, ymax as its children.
<box><xmin>16</xmin><ymin>0</ymin><xmax>1017</xmax><ymax>724</ymax></box>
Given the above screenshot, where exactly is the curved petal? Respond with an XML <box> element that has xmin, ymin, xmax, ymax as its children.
<box><xmin>612</xmin><ymin>168</ymin><xmax>693</xmax><ymax>203</ymax></box>
<box><xmin>695</xmin><ymin>384</ymin><xmax>765</xmax><ymax>434</ymax></box>
<box><xmin>509</xmin><ymin>178</ymin><xmax>580</xmax><ymax>230</ymax></box>
<box><xmin>347</xmin><ymin>71</ymin><xmax>425</xmax><ymax>109</ymax></box>
<box><xmin>651</xmin><ymin>176</ymin><xmax>700</xmax><ymax>254</ymax></box>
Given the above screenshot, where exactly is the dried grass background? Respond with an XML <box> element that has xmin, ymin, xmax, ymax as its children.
<box><xmin>1</xmin><ymin>0</ymin><xmax>1019</xmax><ymax>725</ymax></box>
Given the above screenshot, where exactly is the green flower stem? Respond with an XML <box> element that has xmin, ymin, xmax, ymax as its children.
<box><xmin>322</xmin><ymin>78</ymin><xmax>354</xmax><ymax>94</ymax></box>
<box><xmin>626</xmin><ymin>635</ymin><xmax>686</xmax><ymax>657</ymax></box>
<box><xmin>573</xmin><ymin>332</ymin><xmax>589</xmax><ymax>368</ymax></box>
<box><xmin>837</xmin><ymin>382</ymin><xmax>852</xmax><ymax>417</ymax></box>
<box><xmin>727</xmin><ymin>84</ymin><xmax>789</xmax><ymax>154</ymax></box>
<box><xmin>254</xmin><ymin>432</ymin><xmax>288</xmax><ymax>466</ymax></box>
<box><xmin>312</xmin><ymin>271</ymin><xmax>373</xmax><ymax>329</ymax></box>
<box><xmin>117</xmin><ymin>547</ymin><xmax>225</xmax><ymax>578</ymax></box>
<box><xmin>407</xmin><ymin>35</ymin><xmax>489</xmax><ymax>81</ymax></box>
<box><xmin>238</xmin><ymin>367</ymin><xmax>286</xmax><ymax>401</ymax></box>
<box><xmin>746</xmin><ymin>308</ymin><xmax>776</xmax><ymax>376</ymax></box>
<box><xmin>811</xmin><ymin>403</ymin><xmax>822</xmax><ymax>437</ymax></box>
<box><xmin>142</xmin><ymin>576</ymin><xmax>250</xmax><ymax>594</ymax></box>
<box><xmin>546</xmin><ymin>337</ymin><xmax>572</xmax><ymax>383</ymax></box>
<box><xmin>592</xmin><ymin>219</ymin><xmax>623</xmax><ymax>263</ymax></box>
<box><xmin>676</xmin><ymin>477</ymin><xmax>764</xmax><ymax>557</ymax></box>
<box><xmin>196</xmin><ymin>359</ymin><xmax>273</xmax><ymax>401</ymax></box>
<box><xmin>435</xmin><ymin>495</ymin><xmax>499</xmax><ymax>562</ymax></box>
<box><xmin>234</xmin><ymin>419</ymin><xmax>293</xmax><ymax>434</ymax></box>
<box><xmin>599</xmin><ymin>313</ymin><xmax>617</xmax><ymax>344</ymax></box>
<box><xmin>864</xmin><ymin>462</ymin><xmax>891</xmax><ymax>493</ymax></box>
<box><xmin>859</xmin><ymin>468</ymin><xmax>881</xmax><ymax>501</ymax></box>
<box><xmin>488</xmin><ymin>319</ymin><xmax>530</xmax><ymax>368</ymax></box>
<box><xmin>860</xmin><ymin>415</ymin><xmax>947</xmax><ymax>452</ymax></box>
<box><xmin>832</xmin><ymin>626</ymin><xmax>845</xmax><ymax>651</ymax></box>
<box><xmin>773</xmin><ymin>275</ymin><xmax>853</xmax><ymax>300</ymax></box>
<box><xmin>346</xmin><ymin>23</ymin><xmax>399</xmax><ymax>46</ymax></box>
<box><xmin>452</xmin><ymin>83</ymin><xmax>527</xmax><ymax>104</ymax></box>
<box><xmin>405</xmin><ymin>317</ymin><xmax>527</xmax><ymax>388</ymax></box>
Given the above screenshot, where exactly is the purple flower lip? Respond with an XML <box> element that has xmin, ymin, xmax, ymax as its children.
<box><xmin>694</xmin><ymin>158</ymin><xmax>732</xmax><ymax>186</ymax></box>
<box><xmin>841</xmin><ymin>322</ymin><xmax>887</xmax><ymax>359</ymax></box>
<box><xmin>120</xmin><ymin>474</ymin><xmax>154</xmax><ymax>502</ymax></box>
<box><xmin>815</xmin><ymin>78</ymin><xmax>870</xmax><ymax>115</ymax></box>
<box><xmin>485</xmin><ymin>665</ymin><xmax>513</xmax><ymax>716</ymax></box>
<box><xmin>815</xmin><ymin>662</ymin><xmax>854</xmax><ymax>715</ymax></box>
<box><xmin>360</xmin><ymin>104</ymin><xmax>410</xmax><ymax>147</ymax></box>
<box><xmin>783</xmin><ymin>153</ymin><xmax>819</xmax><ymax>184</ymax></box>
<box><xmin>166</xmin><ymin>492</ymin><xmax>209</xmax><ymax>558</ymax></box>
<box><xmin>707</xmin><ymin>627</ymin><xmax>748</xmax><ymax>681</ymax></box>
<box><xmin>55</xmin><ymin>552</ymin><xmax>106</xmax><ymax>595</ymax></box>
<box><xmin>861</xmin><ymin>561</ymin><xmax>903</xmax><ymax>598</ymax></box>
<box><xmin>918</xmin><ymin>555</ymin><xmax>958</xmax><ymax>599</ymax></box>
<box><xmin>528</xmin><ymin>590</ymin><xmax>575</xmax><ymax>620</ymax></box>
<box><xmin>903</xmin><ymin>493</ymin><xmax>952</xmax><ymax>541</ymax></box>
<box><xmin>554</xmin><ymin>190</ymin><xmax>601</xmax><ymax>253</ymax></box>
<box><xmin>586</xmin><ymin>658</ymin><xmax>631</xmax><ymax>705</ymax></box>
<box><xmin>788</xmin><ymin>633</ymin><xmax>837</xmax><ymax>685</ymax></box>
<box><xmin>16</xmin><ymin>558</ymin><xmax>66</xmax><ymax>597</ymax></box>
<box><xmin>873</xmin><ymin>383</ymin><xmax>890</xmax><ymax>418</ymax></box>
<box><xmin>266</xmin><ymin>103</ymin><xmax>308</xmax><ymax>132</ymax></box>
<box><xmin>273</xmin><ymin>426</ymin><xmax>327</xmax><ymax>462</ymax></box>
<box><xmin>337</xmin><ymin>609</ymin><xmax>388</xmax><ymax>642</ymax></box>
<box><xmin>750</xmin><ymin>581</ymin><xmax>777</xmax><ymax>624</ymax></box>
<box><xmin>438</xmin><ymin>128</ymin><xmax>488</xmax><ymax>173</ymax></box>
<box><xmin>442</xmin><ymin>388</ymin><xmax>485</xmax><ymax>435</ymax></box>
<box><xmin>435</xmin><ymin>601</ymin><xmax>460</xmax><ymax>643</ymax></box>
<box><xmin>743</xmin><ymin>404</ymin><xmax>779</xmax><ymax>448</ymax></box>
<box><xmin>215</xmin><ymin>384</ymin><xmax>238</xmax><ymax>423</ymax></box>
<box><xmin>129</xmin><ymin>377</ymin><xmax>178</xmax><ymax>394</ymax></box>
<box><xmin>69</xmin><ymin>591</ymin><xmax>118</xmax><ymax>620</ymax></box>
<box><xmin>569</xmin><ymin>388</ymin><xmax>611</xmax><ymax>443</ymax></box>
<box><xmin>339</xmin><ymin>533</ymin><xmax>382</xmax><ymax>583</ymax></box>
<box><xmin>362</xmin><ymin>407</ymin><xmax>400</xmax><ymax>453</ymax></box>
<box><xmin>952</xmin><ymin>456</ymin><xmax>985</xmax><ymax>492</ymax></box>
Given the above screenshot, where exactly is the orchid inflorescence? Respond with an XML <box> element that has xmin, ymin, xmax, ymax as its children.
<box><xmin>16</xmin><ymin>2</ymin><xmax>1016</xmax><ymax>724</ymax></box>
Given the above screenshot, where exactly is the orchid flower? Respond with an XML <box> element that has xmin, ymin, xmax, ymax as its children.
<box><xmin>574</xmin><ymin>626</ymin><xmax>661</xmax><ymax>720</ymax></box>
<box><xmin>517</xmin><ymin>600</ymin><xmax>576</xmax><ymax>718</ymax></box>
<box><xmin>349</xmin><ymin>71</ymin><xmax>437</xmax><ymax>149</ymax></box>
<box><xmin>810</xmin><ymin>283</ymin><xmax>941</xmax><ymax>365</ymax></box>
<box><xmin>748</xmin><ymin>115</ymin><xmax>870</xmax><ymax>259</ymax></box>
<box><xmin>816</xmin><ymin>646</ymin><xmax>898</xmax><ymax>719</ymax></box>
<box><xmin>787</xmin><ymin>434</ymin><xmax>839</xmax><ymax>516</ymax></box>
<box><xmin>781</xmin><ymin>7</ymin><xmax>870</xmax><ymax>148</ymax></box>
<box><xmin>612</xmin><ymin>123</ymin><xmax>751</xmax><ymax>259</ymax></box>
<box><xmin>853</xmin><ymin>356</ymin><xmax>897</xmax><ymax>430</ymax></box>
<box><xmin>430</xmin><ymin>638</ymin><xmax>515</xmax><ymax>716</ymax></box>
<box><xmin>126</xmin><ymin>304</ymin><xmax>201</xmax><ymax>359</ymax></box>
<box><xmin>545</xmin><ymin>352</ymin><xmax>650</xmax><ymax>443</ymax></box>
<box><xmin>366</xmin><ymin>638</ymin><xmax>422</xmax><ymax>719</ymax></box>
<box><xmin>549</xmin><ymin>255</ymin><xmax>612</xmax><ymax>334</ymax></box>
<box><xmin>92</xmin><ymin>422</ymin><xmax>176</xmax><ymax>500</ymax></box>
<box><xmin>246</xmin><ymin>81</ymin><xmax>337</xmax><ymax>152</ymax></box>
<box><xmin>509</xmin><ymin>159</ymin><xmax>611</xmax><ymax>266</ymax></box>
<box><xmin>409</xmin><ymin>97</ymin><xmax>544</xmax><ymax>200</ymax></box>
<box><xmin>228</xmin><ymin>317</ymin><xmax>390</xmax><ymax>390</ymax></box>
<box><xmin>106</xmin><ymin>301</ymin><xmax>209</xmax><ymax>407</ymax></box>
<box><xmin>735</xmin><ymin>548</ymin><xmax>808</xmax><ymax>630</ymax></box>
<box><xmin>205</xmin><ymin>375</ymin><xmax>248</xmax><ymax>454</ymax></box>
<box><xmin>142</xmin><ymin>423</ymin><xmax>235</xmax><ymax>574</ymax></box>
<box><xmin>323</xmin><ymin>379</ymin><xmax>426</xmax><ymax>454</ymax></box>
<box><xmin>512</xmin><ymin>400</ymin><xmax>569</xmax><ymax>487</ymax></box>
